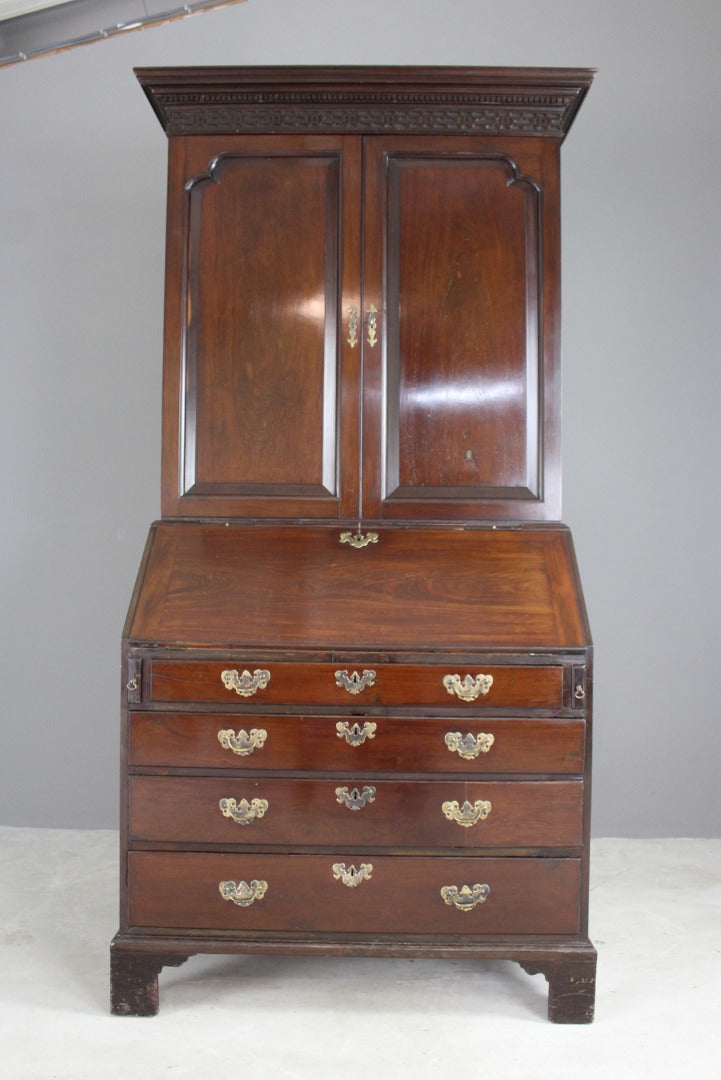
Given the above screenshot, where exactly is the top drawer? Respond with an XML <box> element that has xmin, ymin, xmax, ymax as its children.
<box><xmin>146</xmin><ymin>660</ymin><xmax>565</xmax><ymax>709</ymax></box>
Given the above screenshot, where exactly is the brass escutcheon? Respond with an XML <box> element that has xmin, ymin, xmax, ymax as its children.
<box><xmin>335</xmin><ymin>669</ymin><xmax>376</xmax><ymax>695</ymax></box>
<box><xmin>332</xmin><ymin>862</ymin><xmax>373</xmax><ymax>887</ymax></box>
<box><xmin>339</xmin><ymin>530</ymin><xmax>379</xmax><ymax>549</ymax></box>
<box><xmin>443</xmin><ymin>673</ymin><xmax>493</xmax><ymax>702</ymax></box>
<box><xmin>217</xmin><ymin>728</ymin><xmax>267</xmax><ymax>756</ymax></box>
<box><xmin>444</xmin><ymin>731</ymin><xmax>495</xmax><ymax>759</ymax></box>
<box><xmin>219</xmin><ymin>879</ymin><xmax>267</xmax><ymax>907</ymax></box>
<box><xmin>442</xmin><ymin>799</ymin><xmax>492</xmax><ymax>827</ymax></box>
<box><xmin>441</xmin><ymin>883</ymin><xmax>490</xmax><ymax>911</ymax></box>
<box><xmin>347</xmin><ymin>305</ymin><xmax>359</xmax><ymax>348</ymax></box>
<box><xmin>219</xmin><ymin>797</ymin><xmax>269</xmax><ymax>825</ymax></box>
<box><xmin>221</xmin><ymin>668</ymin><xmax>271</xmax><ymax>697</ymax></box>
<box><xmin>336</xmin><ymin>720</ymin><xmax>377</xmax><ymax>746</ymax></box>
<box><xmin>335</xmin><ymin>785</ymin><xmax>376</xmax><ymax>811</ymax></box>
<box><xmin>366</xmin><ymin>304</ymin><xmax>378</xmax><ymax>347</ymax></box>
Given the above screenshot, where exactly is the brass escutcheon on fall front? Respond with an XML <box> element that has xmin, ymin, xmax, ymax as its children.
<box><xmin>218</xmin><ymin>879</ymin><xmax>268</xmax><ymax>907</ymax></box>
<box><xmin>442</xmin><ymin>799</ymin><xmax>492</xmax><ymax>827</ymax></box>
<box><xmin>221</xmin><ymin>668</ymin><xmax>271</xmax><ymax>697</ymax></box>
<box><xmin>217</xmin><ymin>728</ymin><xmax>267</xmax><ymax>756</ymax></box>
<box><xmin>443</xmin><ymin>673</ymin><xmax>493</xmax><ymax>701</ymax></box>
<box><xmin>440</xmin><ymin>883</ymin><xmax>490</xmax><ymax>911</ymax></box>
<box><xmin>444</xmin><ymin>731</ymin><xmax>495</xmax><ymax>759</ymax></box>
<box><xmin>339</xmin><ymin>529</ymin><xmax>379</xmax><ymax>549</ymax></box>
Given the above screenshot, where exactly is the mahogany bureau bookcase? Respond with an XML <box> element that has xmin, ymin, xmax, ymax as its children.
<box><xmin>110</xmin><ymin>66</ymin><xmax>596</xmax><ymax>1023</ymax></box>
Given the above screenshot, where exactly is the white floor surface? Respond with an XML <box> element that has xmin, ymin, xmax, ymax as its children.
<box><xmin>0</xmin><ymin>830</ymin><xmax>719</xmax><ymax>1079</ymax></box>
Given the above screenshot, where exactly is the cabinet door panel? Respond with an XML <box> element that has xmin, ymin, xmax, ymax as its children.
<box><xmin>162</xmin><ymin>135</ymin><xmax>361</xmax><ymax>519</ymax></box>
<box><xmin>363</xmin><ymin>136</ymin><xmax>559</xmax><ymax>521</ymax></box>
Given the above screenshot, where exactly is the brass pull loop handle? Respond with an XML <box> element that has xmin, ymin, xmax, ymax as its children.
<box><xmin>219</xmin><ymin>797</ymin><xmax>269</xmax><ymax>825</ymax></box>
<box><xmin>441</xmin><ymin>883</ymin><xmax>490</xmax><ymax>911</ymax></box>
<box><xmin>444</xmin><ymin>731</ymin><xmax>495</xmax><ymax>759</ymax></box>
<box><xmin>443</xmin><ymin>673</ymin><xmax>493</xmax><ymax>702</ymax></box>
<box><xmin>335</xmin><ymin>669</ymin><xmax>376</xmax><ymax>695</ymax></box>
<box><xmin>217</xmin><ymin>728</ymin><xmax>267</xmax><ymax>757</ymax></box>
<box><xmin>332</xmin><ymin>862</ymin><xmax>373</xmax><ymax>887</ymax></box>
<box><xmin>335</xmin><ymin>785</ymin><xmax>376</xmax><ymax>811</ymax></box>
<box><xmin>442</xmin><ymin>799</ymin><xmax>492</xmax><ymax>828</ymax></box>
<box><xmin>219</xmin><ymin>879</ymin><xmax>267</xmax><ymax>907</ymax></box>
<box><xmin>221</xmin><ymin>668</ymin><xmax>271</xmax><ymax>697</ymax></box>
<box><xmin>336</xmin><ymin>721</ymin><xmax>377</xmax><ymax>746</ymax></box>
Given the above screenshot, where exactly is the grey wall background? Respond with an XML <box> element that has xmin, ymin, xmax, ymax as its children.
<box><xmin>1</xmin><ymin>0</ymin><xmax>719</xmax><ymax>835</ymax></box>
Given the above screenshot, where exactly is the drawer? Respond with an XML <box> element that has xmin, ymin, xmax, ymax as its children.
<box><xmin>129</xmin><ymin>776</ymin><xmax>583</xmax><ymax>848</ymax></box>
<box><xmin>147</xmin><ymin>660</ymin><xmax>565</xmax><ymax>709</ymax></box>
<box><xmin>129</xmin><ymin>713</ymin><xmax>585</xmax><ymax>774</ymax></box>
<box><xmin>127</xmin><ymin>851</ymin><xmax>582</xmax><ymax>935</ymax></box>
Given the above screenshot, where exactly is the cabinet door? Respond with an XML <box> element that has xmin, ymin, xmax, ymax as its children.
<box><xmin>161</xmin><ymin>135</ymin><xmax>361</xmax><ymax>519</ymax></box>
<box><xmin>362</xmin><ymin>136</ymin><xmax>561</xmax><ymax>521</ymax></box>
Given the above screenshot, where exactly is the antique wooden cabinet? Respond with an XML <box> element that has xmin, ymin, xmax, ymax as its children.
<box><xmin>110</xmin><ymin>67</ymin><xmax>596</xmax><ymax>1022</ymax></box>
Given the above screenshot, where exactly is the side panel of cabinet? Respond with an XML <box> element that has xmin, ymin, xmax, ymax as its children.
<box><xmin>362</xmin><ymin>136</ymin><xmax>561</xmax><ymax>521</ymax></box>
<box><xmin>161</xmin><ymin>135</ymin><xmax>361</xmax><ymax>519</ymax></box>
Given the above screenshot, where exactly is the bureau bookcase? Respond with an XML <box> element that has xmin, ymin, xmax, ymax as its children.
<box><xmin>110</xmin><ymin>67</ymin><xmax>596</xmax><ymax>1022</ymax></box>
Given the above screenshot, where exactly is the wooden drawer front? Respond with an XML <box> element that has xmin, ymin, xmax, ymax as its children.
<box><xmin>129</xmin><ymin>776</ymin><xmax>583</xmax><ymax>848</ymax></box>
<box><xmin>128</xmin><ymin>852</ymin><xmax>581</xmax><ymax>935</ymax></box>
<box><xmin>129</xmin><ymin>713</ymin><xmax>585</xmax><ymax>774</ymax></box>
<box><xmin>148</xmin><ymin>660</ymin><xmax>565</xmax><ymax>708</ymax></box>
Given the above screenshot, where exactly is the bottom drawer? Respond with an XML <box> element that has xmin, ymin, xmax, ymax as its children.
<box><xmin>127</xmin><ymin>852</ymin><xmax>581</xmax><ymax>936</ymax></box>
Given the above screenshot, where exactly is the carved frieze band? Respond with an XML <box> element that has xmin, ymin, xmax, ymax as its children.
<box><xmin>153</xmin><ymin>93</ymin><xmax>579</xmax><ymax>136</ymax></box>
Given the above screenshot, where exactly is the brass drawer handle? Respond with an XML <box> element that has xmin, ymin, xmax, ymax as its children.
<box><xmin>442</xmin><ymin>799</ymin><xmax>492</xmax><ymax>828</ymax></box>
<box><xmin>217</xmin><ymin>728</ymin><xmax>267</xmax><ymax>756</ymax></box>
<box><xmin>441</xmin><ymin>883</ymin><xmax>490</xmax><ymax>911</ymax></box>
<box><xmin>443</xmin><ymin>673</ymin><xmax>493</xmax><ymax>702</ymax></box>
<box><xmin>219</xmin><ymin>797</ymin><xmax>268</xmax><ymax>825</ymax></box>
<box><xmin>445</xmin><ymin>731</ymin><xmax>495</xmax><ymax>759</ymax></box>
<box><xmin>336</xmin><ymin>720</ymin><xmax>377</xmax><ymax>746</ymax></box>
<box><xmin>335</xmin><ymin>785</ymin><xmax>376</xmax><ymax>811</ymax></box>
<box><xmin>219</xmin><ymin>879</ymin><xmax>268</xmax><ymax>907</ymax></box>
<box><xmin>335</xmin><ymin>669</ymin><xmax>376</xmax><ymax>695</ymax></box>
<box><xmin>332</xmin><ymin>862</ymin><xmax>373</xmax><ymax>887</ymax></box>
<box><xmin>221</xmin><ymin>668</ymin><xmax>271</xmax><ymax>697</ymax></box>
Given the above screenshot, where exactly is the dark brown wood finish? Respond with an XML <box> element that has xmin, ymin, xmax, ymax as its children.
<box><xmin>127</xmin><ymin>852</ymin><xmax>582</xmax><ymax>935</ymax></box>
<box><xmin>362</xmin><ymin>136</ymin><xmax>561</xmax><ymax>519</ymax></box>
<box><xmin>126</xmin><ymin>522</ymin><xmax>588</xmax><ymax>651</ymax></box>
<box><xmin>112</xmin><ymin>67</ymin><xmax>596</xmax><ymax>1022</ymax></box>
<box><xmin>128</xmin><ymin>776</ymin><xmax>584</xmax><ymax>848</ymax></box>
<box><xmin>146</xmin><ymin>68</ymin><xmax>591</xmax><ymax>522</ymax></box>
<box><xmin>161</xmin><ymin>134</ymin><xmax>362</xmax><ymax>520</ymax></box>
<box><xmin>147</xmin><ymin>660</ymin><xmax>565</xmax><ymax>709</ymax></box>
<box><xmin>128</xmin><ymin>713</ymin><xmax>586</xmax><ymax>774</ymax></box>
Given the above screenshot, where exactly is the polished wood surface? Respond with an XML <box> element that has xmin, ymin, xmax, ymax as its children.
<box><xmin>127</xmin><ymin>522</ymin><xmax>589</xmax><ymax>651</ymax></box>
<box><xmin>128</xmin><ymin>713</ymin><xmax>586</xmax><ymax>774</ymax></box>
<box><xmin>158</xmin><ymin>114</ymin><xmax>567</xmax><ymax>521</ymax></box>
<box><xmin>362</xmin><ymin>137</ymin><xmax>559</xmax><ymax>518</ymax></box>
<box><xmin>127</xmin><ymin>852</ymin><xmax>582</xmax><ymax>935</ymax></box>
<box><xmin>162</xmin><ymin>134</ymin><xmax>361</xmax><ymax>520</ymax></box>
<box><xmin>129</xmin><ymin>776</ymin><xmax>583</xmax><ymax>848</ymax></box>
<box><xmin>113</xmin><ymin>66</ymin><xmax>596</xmax><ymax>1023</ymax></box>
<box><xmin>147</xmin><ymin>660</ymin><xmax>565</xmax><ymax>708</ymax></box>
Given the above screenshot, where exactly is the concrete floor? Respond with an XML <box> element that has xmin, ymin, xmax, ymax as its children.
<box><xmin>0</xmin><ymin>830</ymin><xmax>719</xmax><ymax>1079</ymax></box>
